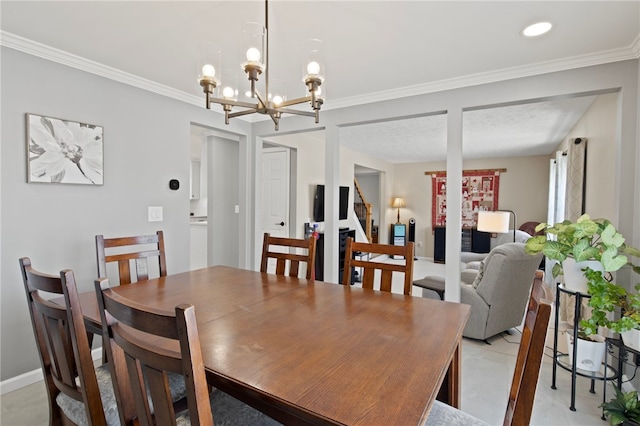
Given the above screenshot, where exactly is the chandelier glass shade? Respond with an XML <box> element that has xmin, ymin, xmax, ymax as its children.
<box><xmin>198</xmin><ymin>0</ymin><xmax>324</xmax><ymax>131</ymax></box>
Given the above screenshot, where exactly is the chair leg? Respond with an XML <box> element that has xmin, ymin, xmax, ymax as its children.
<box><xmin>483</xmin><ymin>339</ymin><xmax>492</xmax><ymax>345</ymax></box>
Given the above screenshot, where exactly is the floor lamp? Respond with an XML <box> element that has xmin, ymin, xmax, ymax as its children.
<box><xmin>477</xmin><ymin>210</ymin><xmax>517</xmax><ymax>242</ymax></box>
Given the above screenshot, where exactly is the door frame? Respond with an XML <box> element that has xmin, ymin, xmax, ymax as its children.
<box><xmin>261</xmin><ymin>147</ymin><xmax>292</xmax><ymax>239</ymax></box>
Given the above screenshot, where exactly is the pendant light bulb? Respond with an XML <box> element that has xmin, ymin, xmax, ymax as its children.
<box><xmin>246</xmin><ymin>47</ymin><xmax>261</xmax><ymax>63</ymax></box>
<box><xmin>202</xmin><ymin>64</ymin><xmax>216</xmax><ymax>78</ymax></box>
<box><xmin>307</xmin><ymin>61</ymin><xmax>320</xmax><ymax>75</ymax></box>
<box><xmin>222</xmin><ymin>86</ymin><xmax>235</xmax><ymax>99</ymax></box>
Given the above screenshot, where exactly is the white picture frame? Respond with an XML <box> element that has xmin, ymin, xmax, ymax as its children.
<box><xmin>26</xmin><ymin>113</ymin><xmax>104</xmax><ymax>185</ymax></box>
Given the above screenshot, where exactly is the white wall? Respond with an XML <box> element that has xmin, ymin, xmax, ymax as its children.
<box><xmin>251</xmin><ymin>60</ymin><xmax>638</xmax><ymax>300</ymax></box>
<box><xmin>339</xmin><ymin>146</ymin><xmax>395</xmax><ymax>239</ymax></box>
<box><xmin>556</xmin><ymin>93</ymin><xmax>619</xmax><ymax>220</ymax></box>
<box><xmin>393</xmin><ymin>155</ymin><xmax>550</xmax><ymax>258</ymax></box>
<box><xmin>353</xmin><ymin>172</ymin><xmax>381</xmax><ymax>231</ymax></box>
<box><xmin>264</xmin><ymin>134</ymin><xmax>395</xmax><ymax>240</ymax></box>
<box><xmin>189</xmin><ymin>129</ymin><xmax>208</xmax><ymax>217</ymax></box>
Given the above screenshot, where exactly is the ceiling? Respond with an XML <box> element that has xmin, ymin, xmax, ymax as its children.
<box><xmin>2</xmin><ymin>1</ymin><xmax>639</xmax><ymax>162</ymax></box>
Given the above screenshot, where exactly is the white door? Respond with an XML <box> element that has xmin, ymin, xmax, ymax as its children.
<box><xmin>261</xmin><ymin>148</ymin><xmax>290</xmax><ymax>239</ymax></box>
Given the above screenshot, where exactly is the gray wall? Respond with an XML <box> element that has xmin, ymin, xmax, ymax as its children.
<box><xmin>207</xmin><ymin>135</ymin><xmax>240</xmax><ymax>267</ymax></box>
<box><xmin>2</xmin><ymin>47</ymin><xmax>640</xmax><ymax>384</ymax></box>
<box><xmin>0</xmin><ymin>47</ymin><xmax>249</xmax><ymax>380</ymax></box>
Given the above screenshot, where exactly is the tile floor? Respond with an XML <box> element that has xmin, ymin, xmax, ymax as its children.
<box><xmin>462</xmin><ymin>327</ymin><xmax>614</xmax><ymax>425</ymax></box>
<box><xmin>0</xmin><ymin>258</ymin><xmax>619</xmax><ymax>425</ymax></box>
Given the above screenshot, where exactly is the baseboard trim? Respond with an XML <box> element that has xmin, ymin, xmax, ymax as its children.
<box><xmin>0</xmin><ymin>348</ymin><xmax>102</xmax><ymax>395</ymax></box>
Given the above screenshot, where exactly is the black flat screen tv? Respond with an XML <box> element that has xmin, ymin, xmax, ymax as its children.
<box><xmin>313</xmin><ymin>185</ymin><xmax>349</xmax><ymax>222</ymax></box>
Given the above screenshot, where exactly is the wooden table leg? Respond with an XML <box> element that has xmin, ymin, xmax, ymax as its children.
<box><xmin>436</xmin><ymin>339</ymin><xmax>462</xmax><ymax>408</ymax></box>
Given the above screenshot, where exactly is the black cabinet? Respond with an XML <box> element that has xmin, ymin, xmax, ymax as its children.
<box><xmin>433</xmin><ymin>227</ymin><xmax>491</xmax><ymax>263</ymax></box>
<box><xmin>390</xmin><ymin>224</ymin><xmax>407</xmax><ymax>259</ymax></box>
<box><xmin>471</xmin><ymin>228</ymin><xmax>491</xmax><ymax>253</ymax></box>
<box><xmin>315</xmin><ymin>228</ymin><xmax>355</xmax><ymax>283</ymax></box>
<box><xmin>434</xmin><ymin>227</ymin><xmax>446</xmax><ymax>263</ymax></box>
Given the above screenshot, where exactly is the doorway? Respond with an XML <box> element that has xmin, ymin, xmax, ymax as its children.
<box><xmin>189</xmin><ymin>125</ymin><xmax>209</xmax><ymax>270</ymax></box>
<box><xmin>354</xmin><ymin>165</ymin><xmax>381</xmax><ymax>243</ymax></box>
<box><xmin>189</xmin><ymin>123</ymin><xmax>242</xmax><ymax>268</ymax></box>
<box><xmin>261</xmin><ymin>147</ymin><xmax>291</xmax><ymax>239</ymax></box>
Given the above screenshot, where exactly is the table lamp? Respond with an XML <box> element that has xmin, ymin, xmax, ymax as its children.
<box><xmin>392</xmin><ymin>197</ymin><xmax>406</xmax><ymax>224</ymax></box>
<box><xmin>477</xmin><ymin>210</ymin><xmax>517</xmax><ymax>242</ymax></box>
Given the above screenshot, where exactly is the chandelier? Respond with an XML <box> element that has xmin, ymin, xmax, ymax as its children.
<box><xmin>198</xmin><ymin>0</ymin><xmax>324</xmax><ymax>131</ymax></box>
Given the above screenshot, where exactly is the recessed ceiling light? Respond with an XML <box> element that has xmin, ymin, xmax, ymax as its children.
<box><xmin>522</xmin><ymin>22</ymin><xmax>552</xmax><ymax>37</ymax></box>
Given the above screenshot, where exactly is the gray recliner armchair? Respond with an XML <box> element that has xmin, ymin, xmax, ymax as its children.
<box><xmin>461</xmin><ymin>242</ymin><xmax>543</xmax><ymax>341</ymax></box>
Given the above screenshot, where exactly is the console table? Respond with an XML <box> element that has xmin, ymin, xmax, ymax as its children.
<box><xmin>390</xmin><ymin>223</ymin><xmax>406</xmax><ymax>259</ymax></box>
<box><xmin>433</xmin><ymin>226</ymin><xmax>490</xmax><ymax>263</ymax></box>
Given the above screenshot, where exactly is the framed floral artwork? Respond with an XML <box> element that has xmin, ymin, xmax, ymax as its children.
<box><xmin>26</xmin><ymin>113</ymin><xmax>103</xmax><ymax>185</ymax></box>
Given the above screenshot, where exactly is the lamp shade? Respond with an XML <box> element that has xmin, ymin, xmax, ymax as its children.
<box><xmin>477</xmin><ymin>211</ymin><xmax>510</xmax><ymax>233</ymax></box>
<box><xmin>392</xmin><ymin>197</ymin><xmax>406</xmax><ymax>208</ymax></box>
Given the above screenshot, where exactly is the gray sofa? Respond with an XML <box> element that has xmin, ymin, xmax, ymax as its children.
<box><xmin>460</xmin><ymin>242</ymin><xmax>543</xmax><ymax>340</ymax></box>
<box><xmin>460</xmin><ymin>229</ymin><xmax>532</xmax><ymax>263</ymax></box>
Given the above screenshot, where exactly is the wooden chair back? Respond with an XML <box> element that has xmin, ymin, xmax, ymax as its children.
<box><xmin>342</xmin><ymin>238</ymin><xmax>415</xmax><ymax>295</ymax></box>
<box><xmin>95</xmin><ymin>277</ymin><xmax>212</xmax><ymax>426</ymax></box>
<box><xmin>19</xmin><ymin>257</ymin><xmax>107</xmax><ymax>426</ymax></box>
<box><xmin>260</xmin><ymin>233</ymin><xmax>317</xmax><ymax>280</ymax></box>
<box><xmin>96</xmin><ymin>231</ymin><xmax>167</xmax><ymax>285</ymax></box>
<box><xmin>503</xmin><ymin>270</ymin><xmax>551</xmax><ymax>426</ymax></box>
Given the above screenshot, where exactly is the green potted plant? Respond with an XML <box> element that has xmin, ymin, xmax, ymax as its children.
<box><xmin>525</xmin><ymin>214</ymin><xmax>640</xmax><ymax>348</ymax></box>
<box><xmin>601</xmin><ymin>388</ymin><xmax>640</xmax><ymax>426</ymax></box>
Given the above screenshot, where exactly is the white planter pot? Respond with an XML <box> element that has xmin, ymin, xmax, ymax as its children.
<box><xmin>621</xmin><ymin>329</ymin><xmax>640</xmax><ymax>351</ymax></box>
<box><xmin>562</xmin><ymin>258</ymin><xmax>603</xmax><ymax>294</ymax></box>
<box><xmin>566</xmin><ymin>330</ymin><xmax>606</xmax><ymax>372</ymax></box>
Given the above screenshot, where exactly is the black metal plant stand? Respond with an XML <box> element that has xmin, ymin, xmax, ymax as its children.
<box><xmin>551</xmin><ymin>283</ymin><xmax>618</xmax><ymax>411</ymax></box>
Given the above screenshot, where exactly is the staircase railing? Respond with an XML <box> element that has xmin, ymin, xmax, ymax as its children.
<box><xmin>354</xmin><ymin>178</ymin><xmax>373</xmax><ymax>242</ymax></box>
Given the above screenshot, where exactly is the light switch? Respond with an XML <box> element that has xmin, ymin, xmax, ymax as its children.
<box><xmin>148</xmin><ymin>206</ymin><xmax>163</xmax><ymax>222</ymax></box>
<box><xmin>234</xmin><ymin>205</ymin><xmax>240</xmax><ymax>214</ymax></box>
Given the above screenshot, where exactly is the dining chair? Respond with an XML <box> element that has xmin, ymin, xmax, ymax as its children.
<box><xmin>260</xmin><ymin>232</ymin><xmax>317</xmax><ymax>280</ymax></box>
<box><xmin>425</xmin><ymin>271</ymin><xmax>552</xmax><ymax>426</ymax></box>
<box><xmin>94</xmin><ymin>277</ymin><xmax>281</xmax><ymax>426</ymax></box>
<box><xmin>95</xmin><ymin>230</ymin><xmax>166</xmax><ymax>285</ymax></box>
<box><xmin>342</xmin><ymin>237</ymin><xmax>415</xmax><ymax>295</ymax></box>
<box><xmin>19</xmin><ymin>257</ymin><xmax>119</xmax><ymax>426</ymax></box>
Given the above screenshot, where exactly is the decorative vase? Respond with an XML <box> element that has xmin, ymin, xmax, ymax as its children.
<box><xmin>622</xmin><ymin>328</ymin><xmax>640</xmax><ymax>351</ymax></box>
<box><xmin>566</xmin><ymin>330</ymin><xmax>606</xmax><ymax>372</ymax></box>
<box><xmin>562</xmin><ymin>258</ymin><xmax>603</xmax><ymax>294</ymax></box>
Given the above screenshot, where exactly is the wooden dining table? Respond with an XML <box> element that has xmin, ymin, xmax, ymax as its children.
<box><xmin>78</xmin><ymin>265</ymin><xmax>470</xmax><ymax>425</ymax></box>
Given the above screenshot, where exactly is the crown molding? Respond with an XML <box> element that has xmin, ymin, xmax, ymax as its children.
<box><xmin>2</xmin><ymin>30</ymin><xmax>639</xmax><ymax>115</ymax></box>
<box><xmin>631</xmin><ymin>33</ymin><xmax>640</xmax><ymax>59</ymax></box>
<box><xmin>327</xmin><ymin>45</ymin><xmax>640</xmax><ymax>110</ymax></box>
<box><xmin>1</xmin><ymin>31</ymin><xmax>202</xmax><ymax>107</ymax></box>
